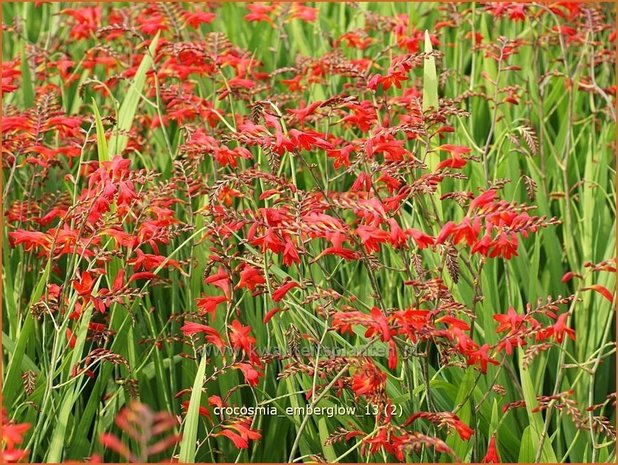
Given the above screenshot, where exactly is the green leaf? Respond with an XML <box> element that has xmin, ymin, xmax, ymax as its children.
<box><xmin>92</xmin><ymin>100</ymin><xmax>109</xmax><ymax>163</ymax></box>
<box><xmin>46</xmin><ymin>305</ymin><xmax>94</xmax><ymax>462</ymax></box>
<box><xmin>518</xmin><ymin>426</ymin><xmax>534</xmax><ymax>462</ymax></box>
<box><xmin>422</xmin><ymin>30</ymin><xmax>442</xmax><ymax>214</ymax></box>
<box><xmin>318</xmin><ymin>417</ymin><xmax>337</xmax><ymax>462</ymax></box>
<box><xmin>518</xmin><ymin>350</ymin><xmax>558</xmax><ymax>462</ymax></box>
<box><xmin>109</xmin><ymin>31</ymin><xmax>160</xmax><ymax>156</ymax></box>
<box><xmin>20</xmin><ymin>45</ymin><xmax>34</xmax><ymax>107</ymax></box>
<box><xmin>422</xmin><ymin>30</ymin><xmax>439</xmax><ymax>112</ymax></box>
<box><xmin>1</xmin><ymin>332</ymin><xmax>38</xmax><ymax>373</ymax></box>
<box><xmin>3</xmin><ymin>261</ymin><xmax>49</xmax><ymax>407</ymax></box>
<box><xmin>489</xmin><ymin>398</ymin><xmax>499</xmax><ymax>434</ymax></box>
<box><xmin>179</xmin><ymin>354</ymin><xmax>207</xmax><ymax>463</ymax></box>
<box><xmin>444</xmin><ymin>368</ymin><xmax>475</xmax><ymax>462</ymax></box>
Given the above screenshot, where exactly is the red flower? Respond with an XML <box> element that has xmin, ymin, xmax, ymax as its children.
<box><xmin>437</xmin><ymin>217</ymin><xmax>481</xmax><ymax>246</ymax></box>
<box><xmin>582</xmin><ymin>284</ymin><xmax>614</xmax><ymax>303</ymax></box>
<box><xmin>541</xmin><ymin>313</ymin><xmax>575</xmax><ymax>343</ymax></box>
<box><xmin>351</xmin><ymin>172</ymin><xmax>373</xmax><ymax>192</ymax></box>
<box><xmin>392</xmin><ymin>309</ymin><xmax>431</xmax><ymax>342</ymax></box>
<box><xmin>496</xmin><ymin>335</ymin><xmax>527</xmax><ymax>356</ymax></box>
<box><xmin>180</xmin><ymin>401</ymin><xmax>211</xmax><ymax>419</ymax></box>
<box><xmin>493</xmin><ymin>307</ymin><xmax>525</xmax><ymax>333</ymax></box>
<box><xmin>367</xmin><ymin>71</ymin><xmax>408</xmax><ymax>91</ymax></box>
<box><xmin>281</xmin><ymin>75</ymin><xmax>304</xmax><ymax>92</ymax></box>
<box><xmin>213</xmin><ymin>145</ymin><xmax>252</xmax><ymax>168</ymax></box>
<box><xmin>387</xmin><ymin>218</ymin><xmax>408</xmax><ymax>248</ymax></box>
<box><xmin>236</xmin><ymin>264</ymin><xmax>266</xmax><ymax>292</ymax></box>
<box><xmin>1</xmin><ymin>409</ymin><xmax>30</xmax><ymax>463</ymax></box>
<box><xmin>314</xmin><ymin>232</ymin><xmax>359</xmax><ymax>261</ymax></box>
<box><xmin>204</xmin><ymin>268</ymin><xmax>231</xmax><ymax>299</ymax></box>
<box><xmin>180</xmin><ymin>322</ymin><xmax>225</xmax><ymax>351</ymax></box>
<box><xmin>453</xmin><ymin>419</ymin><xmax>474</xmax><ymax>441</ymax></box>
<box><xmin>263</xmin><ymin>307</ymin><xmax>285</xmax><ymax>324</ymax></box>
<box><xmin>271</xmin><ymin>281</ymin><xmax>300</xmax><ymax>302</ymax></box>
<box><xmin>128</xmin><ymin>271</ymin><xmax>158</xmax><ymax>283</ymax></box>
<box><xmin>62</xmin><ymin>7</ymin><xmax>101</xmax><ymax>39</ymax></box>
<box><xmin>235</xmin><ymin>362</ymin><xmax>262</xmax><ymax>387</ymax></box>
<box><xmin>184</xmin><ymin>10</ymin><xmax>216</xmax><ymax>28</ymax></box>
<box><xmin>73</xmin><ymin>271</ymin><xmax>95</xmax><ymax>297</ymax></box>
<box><xmin>244</xmin><ymin>3</ymin><xmax>276</xmax><ymax>24</ymax></box>
<box><xmin>216</xmin><ymin>417</ymin><xmax>261</xmax><ymax>449</ymax></box>
<box><xmin>435</xmin><ymin>144</ymin><xmax>471</xmax><ymax>171</ymax></box>
<box><xmin>229</xmin><ymin>320</ymin><xmax>256</xmax><ymax>356</ymax></box>
<box><xmin>66</xmin><ymin>328</ymin><xmax>77</xmax><ymax>349</ymax></box>
<box><xmin>356</xmin><ymin>225</ymin><xmax>390</xmax><ymax>253</ymax></box>
<box><xmin>486</xmin><ymin>3</ymin><xmax>527</xmax><ymax>22</ymax></box>
<box><xmin>128</xmin><ymin>249</ymin><xmax>182</xmax><ymax>272</ymax></box>
<box><xmin>8</xmin><ymin>230</ymin><xmax>51</xmax><ymax>253</ymax></box>
<box><xmin>287</xmin><ymin>100</ymin><xmax>322</xmax><ymax>123</ymax></box>
<box><xmin>288</xmin><ymin>129</ymin><xmax>331</xmax><ymax>151</ymax></box>
<box><xmin>196</xmin><ymin>295</ymin><xmax>227</xmax><ymax>316</ymax></box>
<box><xmin>405</xmin><ymin>411</ymin><xmax>473</xmax><ymax>441</ymax></box>
<box><xmin>289</xmin><ymin>4</ymin><xmax>318</xmax><ymax>22</ymax></box>
<box><xmin>282</xmin><ymin>240</ymin><xmax>301</xmax><ymax>266</ymax></box>
<box><xmin>407</xmin><ymin>228</ymin><xmax>435</xmax><ymax>249</ymax></box>
<box><xmin>465</xmin><ymin>344</ymin><xmax>499</xmax><ymax>374</ymax></box>
<box><xmin>388</xmin><ymin>340</ymin><xmax>398</xmax><ymax>370</ymax></box>
<box><xmin>333</xmin><ymin>307</ymin><xmax>392</xmax><ymax>342</ymax></box>
<box><xmin>361</xmin><ymin>427</ymin><xmax>404</xmax><ymax>461</ymax></box>
<box><xmin>471</xmin><ymin>230</ymin><xmax>493</xmax><ymax>256</ymax></box>
<box><xmin>469</xmin><ymin>190</ymin><xmax>497</xmax><ymax>212</ymax></box>
<box><xmin>436</xmin><ymin>156</ymin><xmax>467</xmax><ymax>170</ymax></box>
<box><xmin>351</xmin><ymin>361</ymin><xmax>386</xmax><ymax>396</ymax></box>
<box><xmin>481</xmin><ymin>435</ymin><xmax>501</xmax><ymax>463</ymax></box>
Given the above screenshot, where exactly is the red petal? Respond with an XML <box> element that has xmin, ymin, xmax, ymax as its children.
<box><xmin>217</xmin><ymin>429</ymin><xmax>249</xmax><ymax>449</ymax></box>
<box><xmin>583</xmin><ymin>285</ymin><xmax>614</xmax><ymax>303</ymax></box>
<box><xmin>99</xmin><ymin>433</ymin><xmax>132</xmax><ymax>460</ymax></box>
<box><xmin>263</xmin><ymin>307</ymin><xmax>283</xmax><ymax>324</ymax></box>
<box><xmin>128</xmin><ymin>271</ymin><xmax>157</xmax><ymax>283</ymax></box>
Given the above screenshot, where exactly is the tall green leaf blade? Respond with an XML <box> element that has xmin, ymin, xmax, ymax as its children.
<box><xmin>518</xmin><ymin>350</ymin><xmax>558</xmax><ymax>462</ymax></box>
<box><xmin>179</xmin><ymin>354</ymin><xmax>207</xmax><ymax>463</ymax></box>
<box><xmin>443</xmin><ymin>368</ymin><xmax>475</xmax><ymax>462</ymax></box>
<box><xmin>3</xmin><ymin>260</ymin><xmax>49</xmax><ymax>407</ymax></box>
<box><xmin>45</xmin><ymin>305</ymin><xmax>94</xmax><ymax>462</ymax></box>
<box><xmin>20</xmin><ymin>45</ymin><xmax>34</xmax><ymax>107</ymax></box>
<box><xmin>109</xmin><ymin>31</ymin><xmax>160</xmax><ymax>156</ymax></box>
<box><xmin>422</xmin><ymin>30</ymin><xmax>439</xmax><ymax>112</ymax></box>
<box><xmin>422</xmin><ymin>30</ymin><xmax>442</xmax><ymax>216</ymax></box>
<box><xmin>92</xmin><ymin>100</ymin><xmax>109</xmax><ymax>163</ymax></box>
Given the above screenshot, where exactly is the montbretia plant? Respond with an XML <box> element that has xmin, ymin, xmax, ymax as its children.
<box><xmin>2</xmin><ymin>2</ymin><xmax>615</xmax><ymax>463</ymax></box>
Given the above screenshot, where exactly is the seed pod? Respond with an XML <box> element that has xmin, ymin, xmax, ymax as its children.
<box><xmin>250</xmin><ymin>101</ymin><xmax>264</xmax><ymax>124</ymax></box>
<box><xmin>22</xmin><ymin>370</ymin><xmax>36</xmax><ymax>396</ymax></box>
<box><xmin>523</xmin><ymin>174</ymin><xmax>537</xmax><ymax>201</ymax></box>
<box><xmin>412</xmin><ymin>253</ymin><xmax>424</xmax><ymax>279</ymax></box>
<box><xmin>445</xmin><ymin>243</ymin><xmax>459</xmax><ymax>284</ymax></box>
